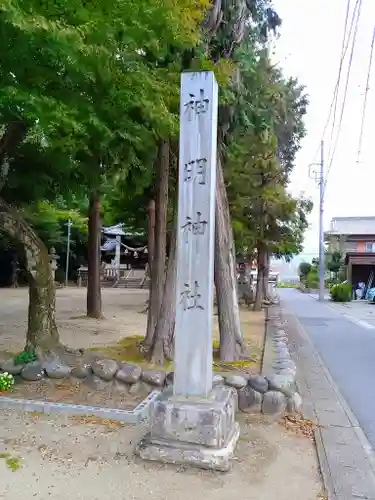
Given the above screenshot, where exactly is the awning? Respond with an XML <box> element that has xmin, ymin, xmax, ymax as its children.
<box><xmin>344</xmin><ymin>252</ymin><xmax>375</xmax><ymax>265</ymax></box>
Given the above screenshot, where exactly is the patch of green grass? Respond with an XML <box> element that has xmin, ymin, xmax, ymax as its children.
<box><xmin>89</xmin><ymin>335</ymin><xmax>259</xmax><ymax>372</ymax></box>
<box><xmin>89</xmin><ymin>335</ymin><xmax>145</xmax><ymax>361</ymax></box>
<box><xmin>0</xmin><ymin>452</ymin><xmax>21</xmax><ymax>471</ymax></box>
<box><xmin>277</xmin><ymin>282</ymin><xmax>298</xmax><ymax>288</ymax></box>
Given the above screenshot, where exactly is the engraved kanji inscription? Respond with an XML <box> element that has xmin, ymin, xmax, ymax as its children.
<box><xmin>181</xmin><ymin>212</ymin><xmax>208</xmax><ymax>242</ymax></box>
<box><xmin>195</xmin><ymin>158</ymin><xmax>207</xmax><ymax>185</ymax></box>
<box><xmin>183</xmin><ymin>160</ymin><xmax>194</xmax><ymax>182</ymax></box>
<box><xmin>180</xmin><ymin>281</ymin><xmax>204</xmax><ymax>311</ymax></box>
<box><xmin>183</xmin><ymin>158</ymin><xmax>207</xmax><ymax>185</ymax></box>
<box><xmin>184</xmin><ymin>88</ymin><xmax>209</xmax><ymax>121</ymax></box>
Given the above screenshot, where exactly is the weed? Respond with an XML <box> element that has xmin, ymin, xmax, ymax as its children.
<box><xmin>0</xmin><ymin>452</ymin><xmax>21</xmax><ymax>471</ymax></box>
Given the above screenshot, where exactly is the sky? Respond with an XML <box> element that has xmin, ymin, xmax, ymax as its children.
<box><xmin>272</xmin><ymin>0</ymin><xmax>375</xmax><ymax>254</ymax></box>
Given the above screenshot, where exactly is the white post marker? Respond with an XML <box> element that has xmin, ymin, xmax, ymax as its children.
<box><xmin>136</xmin><ymin>72</ymin><xmax>239</xmax><ymax>472</ymax></box>
<box><xmin>174</xmin><ymin>71</ymin><xmax>218</xmax><ymax>398</ymax></box>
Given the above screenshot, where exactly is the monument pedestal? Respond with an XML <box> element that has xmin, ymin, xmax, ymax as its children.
<box><xmin>135</xmin><ymin>386</ymin><xmax>240</xmax><ymax>472</ymax></box>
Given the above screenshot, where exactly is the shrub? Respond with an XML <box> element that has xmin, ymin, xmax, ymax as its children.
<box><xmin>299</xmin><ymin>262</ymin><xmax>312</xmax><ymax>279</ymax></box>
<box><xmin>306</xmin><ymin>269</ymin><xmax>319</xmax><ymax>289</ymax></box>
<box><xmin>330</xmin><ymin>283</ymin><xmax>352</xmax><ymax>302</ymax></box>
<box><xmin>0</xmin><ymin>372</ymin><xmax>14</xmax><ymax>392</ymax></box>
<box><xmin>327</xmin><ymin>278</ymin><xmax>340</xmax><ymax>288</ymax></box>
<box><xmin>14</xmin><ymin>350</ymin><xmax>36</xmax><ymax>366</ymax></box>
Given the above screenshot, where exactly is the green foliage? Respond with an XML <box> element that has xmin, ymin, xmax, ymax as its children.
<box><xmin>0</xmin><ymin>372</ymin><xmax>14</xmax><ymax>391</ymax></box>
<box><xmin>224</xmin><ymin>47</ymin><xmax>312</xmax><ymax>260</ymax></box>
<box><xmin>0</xmin><ymin>0</ymin><xmax>210</xmax><ymax>200</ymax></box>
<box><xmin>14</xmin><ymin>350</ymin><xmax>37</xmax><ymax>365</ymax></box>
<box><xmin>0</xmin><ymin>0</ymin><xmax>212</xmax><ymax>282</ymax></box>
<box><xmin>277</xmin><ymin>282</ymin><xmax>298</xmax><ymax>288</ymax></box>
<box><xmin>0</xmin><ymin>0</ymin><xmax>311</xmax><ymax>304</ymax></box>
<box><xmin>306</xmin><ymin>269</ymin><xmax>319</xmax><ymax>289</ymax></box>
<box><xmin>330</xmin><ymin>283</ymin><xmax>352</xmax><ymax>303</ymax></box>
<box><xmin>326</xmin><ymin>251</ymin><xmax>342</xmax><ymax>276</ymax></box>
<box><xmin>299</xmin><ymin>262</ymin><xmax>312</xmax><ymax>278</ymax></box>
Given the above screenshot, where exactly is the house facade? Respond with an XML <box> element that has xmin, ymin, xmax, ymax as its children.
<box><xmin>325</xmin><ymin>217</ymin><xmax>375</xmax><ymax>287</ymax></box>
<box><xmin>325</xmin><ymin>216</ymin><xmax>375</xmax><ymax>253</ymax></box>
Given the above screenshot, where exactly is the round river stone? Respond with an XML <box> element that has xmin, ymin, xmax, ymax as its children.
<box><xmin>21</xmin><ymin>361</ymin><xmax>44</xmax><ymax>381</ymax></box>
<box><xmin>92</xmin><ymin>359</ymin><xmax>119</xmax><ymax>381</ymax></box>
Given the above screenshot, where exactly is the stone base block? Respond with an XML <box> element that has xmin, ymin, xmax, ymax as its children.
<box><xmin>149</xmin><ymin>385</ymin><xmax>238</xmax><ymax>448</ymax></box>
<box><xmin>136</xmin><ymin>422</ymin><xmax>240</xmax><ymax>472</ymax></box>
<box><xmin>135</xmin><ymin>385</ymin><xmax>240</xmax><ymax>471</ymax></box>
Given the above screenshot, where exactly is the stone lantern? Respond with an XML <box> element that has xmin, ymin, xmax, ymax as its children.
<box><xmin>49</xmin><ymin>247</ymin><xmax>59</xmax><ymax>282</ymax></box>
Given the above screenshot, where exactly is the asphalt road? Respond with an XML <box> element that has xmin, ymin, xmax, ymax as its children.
<box><xmin>280</xmin><ymin>288</ymin><xmax>375</xmax><ymax>450</ymax></box>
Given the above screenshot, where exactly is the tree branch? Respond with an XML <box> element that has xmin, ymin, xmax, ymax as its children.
<box><xmin>0</xmin><ymin>120</ymin><xmax>29</xmax><ymax>192</ymax></box>
<box><xmin>0</xmin><ymin>197</ymin><xmax>42</xmax><ymax>260</ymax></box>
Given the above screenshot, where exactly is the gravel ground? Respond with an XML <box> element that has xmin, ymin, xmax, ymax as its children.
<box><xmin>0</xmin><ymin>410</ymin><xmax>322</xmax><ymax>500</ymax></box>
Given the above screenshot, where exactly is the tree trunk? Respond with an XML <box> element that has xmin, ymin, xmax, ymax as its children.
<box><xmin>10</xmin><ymin>254</ymin><xmax>19</xmax><ymax>288</ymax></box>
<box><xmin>144</xmin><ymin>141</ymin><xmax>169</xmax><ymax>347</ymax></box>
<box><xmin>0</xmin><ymin>198</ymin><xmax>61</xmax><ymax>357</ymax></box>
<box><xmin>214</xmin><ymin>156</ymin><xmax>246</xmax><ymax>361</ymax></box>
<box><xmin>262</xmin><ymin>251</ymin><xmax>270</xmax><ymax>299</ymax></box>
<box><xmin>87</xmin><ymin>190</ymin><xmax>102</xmax><ymax>319</ymax></box>
<box><xmin>26</xmin><ymin>251</ymin><xmax>60</xmax><ymax>356</ymax></box>
<box><xmin>254</xmin><ymin>246</ymin><xmax>265</xmax><ymax>311</ymax></box>
<box><xmin>147</xmin><ymin>199</ymin><xmax>156</xmax><ymax>274</ymax></box>
<box><xmin>149</xmin><ymin>227</ymin><xmax>176</xmax><ymax>364</ymax></box>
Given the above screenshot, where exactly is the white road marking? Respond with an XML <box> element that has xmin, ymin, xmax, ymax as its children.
<box><xmin>321</xmin><ymin>299</ymin><xmax>375</xmax><ymax>330</ymax></box>
<box><xmin>342</xmin><ymin>314</ymin><xmax>375</xmax><ymax>330</ymax></box>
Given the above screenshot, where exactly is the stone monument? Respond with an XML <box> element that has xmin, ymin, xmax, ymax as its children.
<box><xmin>136</xmin><ymin>71</ymin><xmax>240</xmax><ymax>471</ymax></box>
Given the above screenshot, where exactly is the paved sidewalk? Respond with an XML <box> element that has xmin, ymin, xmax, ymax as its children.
<box><xmin>285</xmin><ymin>308</ymin><xmax>375</xmax><ymax>500</ymax></box>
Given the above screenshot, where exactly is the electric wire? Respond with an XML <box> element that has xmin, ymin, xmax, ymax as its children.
<box><xmin>356</xmin><ymin>26</ymin><xmax>375</xmax><ymax>163</ymax></box>
<box><xmin>309</xmin><ymin>0</ymin><xmax>352</xmax><ymax>164</ymax></box>
<box><xmin>327</xmin><ymin>0</ymin><xmax>361</xmax><ymax>162</ymax></box>
<box><xmin>323</xmin><ymin>0</ymin><xmax>362</xmax><ymax>193</ymax></box>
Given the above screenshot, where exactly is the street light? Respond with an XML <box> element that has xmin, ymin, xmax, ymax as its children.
<box><xmin>65</xmin><ymin>219</ymin><xmax>73</xmax><ymax>287</ymax></box>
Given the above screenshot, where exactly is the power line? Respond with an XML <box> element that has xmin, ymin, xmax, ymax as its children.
<box><xmin>310</xmin><ymin>0</ymin><xmax>352</xmax><ymax>164</ymax></box>
<box><xmin>357</xmin><ymin>26</ymin><xmax>375</xmax><ymax>162</ymax></box>
<box><xmin>327</xmin><ymin>0</ymin><xmax>360</xmax><ymax>162</ymax></box>
<box><xmin>324</xmin><ymin>0</ymin><xmax>362</xmax><ymax>192</ymax></box>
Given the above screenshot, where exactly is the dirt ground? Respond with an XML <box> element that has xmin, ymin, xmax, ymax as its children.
<box><xmin>0</xmin><ymin>287</ymin><xmax>265</xmax><ymax>364</ymax></box>
<box><xmin>0</xmin><ymin>287</ymin><xmax>265</xmax><ymax>408</ymax></box>
<box><xmin>0</xmin><ymin>410</ymin><xmax>322</xmax><ymax>500</ymax></box>
<box><xmin>0</xmin><ymin>288</ymin><xmax>151</xmax><ymax>355</ymax></box>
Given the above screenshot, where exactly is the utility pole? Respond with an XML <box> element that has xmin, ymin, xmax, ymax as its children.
<box><xmin>65</xmin><ymin>219</ymin><xmax>72</xmax><ymax>287</ymax></box>
<box><xmin>309</xmin><ymin>140</ymin><xmax>325</xmax><ymax>301</ymax></box>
